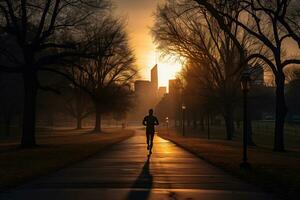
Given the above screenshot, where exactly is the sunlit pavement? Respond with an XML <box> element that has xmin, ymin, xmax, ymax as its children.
<box><xmin>0</xmin><ymin>129</ymin><xmax>275</xmax><ymax>200</ymax></box>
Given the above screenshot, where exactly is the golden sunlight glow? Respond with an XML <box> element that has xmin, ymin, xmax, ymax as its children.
<box><xmin>146</xmin><ymin>51</ymin><xmax>183</xmax><ymax>89</ymax></box>
<box><xmin>113</xmin><ymin>0</ymin><xmax>183</xmax><ymax>89</ymax></box>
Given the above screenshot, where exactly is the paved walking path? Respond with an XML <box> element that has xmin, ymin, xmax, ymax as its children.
<box><xmin>1</xmin><ymin>130</ymin><xmax>275</xmax><ymax>200</ymax></box>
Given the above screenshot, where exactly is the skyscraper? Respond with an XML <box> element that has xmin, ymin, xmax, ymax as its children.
<box><xmin>151</xmin><ymin>64</ymin><xmax>158</xmax><ymax>91</ymax></box>
<box><xmin>168</xmin><ymin>79</ymin><xmax>177</xmax><ymax>95</ymax></box>
<box><xmin>129</xmin><ymin>64</ymin><xmax>163</xmax><ymax>120</ymax></box>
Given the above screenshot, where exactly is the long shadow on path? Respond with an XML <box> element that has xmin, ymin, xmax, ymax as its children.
<box><xmin>126</xmin><ymin>155</ymin><xmax>153</xmax><ymax>200</ymax></box>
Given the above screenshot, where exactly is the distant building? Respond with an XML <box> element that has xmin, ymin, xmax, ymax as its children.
<box><xmin>151</xmin><ymin>64</ymin><xmax>158</xmax><ymax>91</ymax></box>
<box><xmin>251</xmin><ymin>64</ymin><xmax>264</xmax><ymax>86</ymax></box>
<box><xmin>169</xmin><ymin>79</ymin><xmax>181</xmax><ymax>96</ymax></box>
<box><xmin>158</xmin><ymin>87</ymin><xmax>167</xmax><ymax>98</ymax></box>
<box><xmin>129</xmin><ymin>65</ymin><xmax>162</xmax><ymax>120</ymax></box>
<box><xmin>134</xmin><ymin>80</ymin><xmax>152</xmax><ymax>94</ymax></box>
<box><xmin>168</xmin><ymin>79</ymin><xmax>176</xmax><ymax>95</ymax></box>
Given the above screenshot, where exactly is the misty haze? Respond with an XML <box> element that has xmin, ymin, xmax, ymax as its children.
<box><xmin>0</xmin><ymin>1</ymin><xmax>300</xmax><ymax>200</ymax></box>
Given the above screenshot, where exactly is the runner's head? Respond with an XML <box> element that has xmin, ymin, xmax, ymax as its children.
<box><xmin>149</xmin><ymin>109</ymin><xmax>153</xmax><ymax>116</ymax></box>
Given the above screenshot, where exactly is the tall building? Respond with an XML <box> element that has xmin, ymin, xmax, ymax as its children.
<box><xmin>129</xmin><ymin>65</ymin><xmax>164</xmax><ymax>120</ymax></box>
<box><xmin>151</xmin><ymin>64</ymin><xmax>158</xmax><ymax>91</ymax></box>
<box><xmin>134</xmin><ymin>80</ymin><xmax>152</xmax><ymax>94</ymax></box>
<box><xmin>251</xmin><ymin>64</ymin><xmax>264</xmax><ymax>86</ymax></box>
<box><xmin>168</xmin><ymin>79</ymin><xmax>177</xmax><ymax>95</ymax></box>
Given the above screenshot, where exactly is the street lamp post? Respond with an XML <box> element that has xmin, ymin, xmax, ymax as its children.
<box><xmin>207</xmin><ymin>113</ymin><xmax>210</xmax><ymax>139</ymax></box>
<box><xmin>165</xmin><ymin>117</ymin><xmax>169</xmax><ymax>135</ymax></box>
<box><xmin>182</xmin><ymin>104</ymin><xmax>186</xmax><ymax>136</ymax></box>
<box><xmin>240</xmin><ymin>71</ymin><xmax>251</xmax><ymax>169</ymax></box>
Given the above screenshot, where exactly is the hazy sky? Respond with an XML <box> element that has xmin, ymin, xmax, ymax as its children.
<box><xmin>112</xmin><ymin>1</ymin><xmax>300</xmax><ymax>87</ymax></box>
<box><xmin>112</xmin><ymin>0</ymin><xmax>182</xmax><ymax>88</ymax></box>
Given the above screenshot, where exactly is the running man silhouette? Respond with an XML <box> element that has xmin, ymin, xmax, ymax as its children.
<box><xmin>143</xmin><ymin>109</ymin><xmax>159</xmax><ymax>154</ymax></box>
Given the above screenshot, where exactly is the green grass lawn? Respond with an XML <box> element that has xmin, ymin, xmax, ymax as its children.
<box><xmin>0</xmin><ymin>128</ymin><xmax>134</xmax><ymax>190</ymax></box>
<box><xmin>159</xmin><ymin>130</ymin><xmax>300</xmax><ymax>200</ymax></box>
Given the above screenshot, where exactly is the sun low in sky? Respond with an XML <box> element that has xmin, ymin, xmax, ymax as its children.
<box><xmin>113</xmin><ymin>0</ymin><xmax>183</xmax><ymax>88</ymax></box>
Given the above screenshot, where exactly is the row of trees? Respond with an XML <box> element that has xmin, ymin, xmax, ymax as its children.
<box><xmin>153</xmin><ymin>0</ymin><xmax>300</xmax><ymax>151</ymax></box>
<box><xmin>0</xmin><ymin>0</ymin><xmax>137</xmax><ymax>147</ymax></box>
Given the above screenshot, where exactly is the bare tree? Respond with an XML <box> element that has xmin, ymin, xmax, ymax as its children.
<box><xmin>180</xmin><ymin>66</ymin><xmax>209</xmax><ymax>131</ymax></box>
<box><xmin>193</xmin><ymin>0</ymin><xmax>300</xmax><ymax>151</ymax></box>
<box><xmin>67</xmin><ymin>18</ymin><xmax>137</xmax><ymax>132</ymax></box>
<box><xmin>0</xmin><ymin>0</ymin><xmax>109</xmax><ymax>147</ymax></box>
<box><xmin>152</xmin><ymin>1</ymin><xmax>264</xmax><ymax>140</ymax></box>
<box><xmin>64</xmin><ymin>86</ymin><xmax>94</xmax><ymax>129</ymax></box>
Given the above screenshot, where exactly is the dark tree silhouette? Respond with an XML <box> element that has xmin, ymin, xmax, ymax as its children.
<box><xmin>152</xmin><ymin>1</ymin><xmax>265</xmax><ymax>140</ymax></box>
<box><xmin>193</xmin><ymin>0</ymin><xmax>300</xmax><ymax>151</ymax></box>
<box><xmin>0</xmin><ymin>0</ymin><xmax>109</xmax><ymax>147</ymax></box>
<box><xmin>63</xmin><ymin>85</ymin><xmax>94</xmax><ymax>129</ymax></box>
<box><xmin>68</xmin><ymin>18</ymin><xmax>137</xmax><ymax>132</ymax></box>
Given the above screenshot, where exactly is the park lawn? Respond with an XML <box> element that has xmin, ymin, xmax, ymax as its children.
<box><xmin>159</xmin><ymin>132</ymin><xmax>300</xmax><ymax>200</ymax></box>
<box><xmin>0</xmin><ymin>128</ymin><xmax>134</xmax><ymax>190</ymax></box>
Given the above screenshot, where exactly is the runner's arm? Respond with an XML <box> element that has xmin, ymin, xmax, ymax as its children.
<box><xmin>154</xmin><ymin>117</ymin><xmax>159</xmax><ymax>125</ymax></box>
<box><xmin>142</xmin><ymin>117</ymin><xmax>147</xmax><ymax>126</ymax></box>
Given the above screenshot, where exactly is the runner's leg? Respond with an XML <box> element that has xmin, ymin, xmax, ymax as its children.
<box><xmin>150</xmin><ymin>132</ymin><xmax>155</xmax><ymax>152</ymax></box>
<box><xmin>146</xmin><ymin>132</ymin><xmax>150</xmax><ymax>149</ymax></box>
<box><xmin>151</xmin><ymin>132</ymin><xmax>155</xmax><ymax>147</ymax></box>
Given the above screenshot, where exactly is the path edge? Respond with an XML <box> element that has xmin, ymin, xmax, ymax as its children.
<box><xmin>1</xmin><ymin>130</ymin><xmax>135</xmax><ymax>192</ymax></box>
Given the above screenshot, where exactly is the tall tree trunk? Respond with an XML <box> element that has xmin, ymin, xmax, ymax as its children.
<box><xmin>95</xmin><ymin>112</ymin><xmax>102</xmax><ymax>132</ymax></box>
<box><xmin>274</xmin><ymin>74</ymin><xmax>287</xmax><ymax>151</ymax></box>
<box><xmin>21</xmin><ymin>72</ymin><xmax>37</xmax><ymax>148</ymax></box>
<box><xmin>5</xmin><ymin>118</ymin><xmax>10</xmax><ymax>137</ymax></box>
<box><xmin>193</xmin><ymin>118</ymin><xmax>197</xmax><ymax>129</ymax></box>
<box><xmin>200</xmin><ymin>116</ymin><xmax>205</xmax><ymax>131</ymax></box>
<box><xmin>76</xmin><ymin>117</ymin><xmax>82</xmax><ymax>129</ymax></box>
<box><xmin>247</xmin><ymin>102</ymin><xmax>256</xmax><ymax>146</ymax></box>
<box><xmin>247</xmin><ymin>116</ymin><xmax>256</xmax><ymax>146</ymax></box>
<box><xmin>207</xmin><ymin>114</ymin><xmax>210</xmax><ymax>139</ymax></box>
<box><xmin>224</xmin><ymin>108</ymin><xmax>235</xmax><ymax>140</ymax></box>
<box><xmin>94</xmin><ymin>103</ymin><xmax>102</xmax><ymax>132</ymax></box>
<box><xmin>236</xmin><ymin>119</ymin><xmax>240</xmax><ymax>129</ymax></box>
